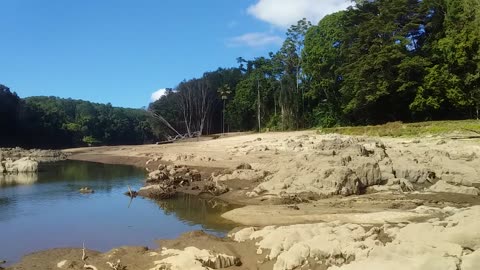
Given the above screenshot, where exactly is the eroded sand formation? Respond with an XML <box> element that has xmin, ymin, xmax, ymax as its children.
<box><xmin>9</xmin><ymin>132</ymin><xmax>480</xmax><ymax>269</ymax></box>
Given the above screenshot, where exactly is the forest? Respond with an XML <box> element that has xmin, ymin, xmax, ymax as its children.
<box><xmin>0</xmin><ymin>84</ymin><xmax>156</xmax><ymax>148</ymax></box>
<box><xmin>149</xmin><ymin>0</ymin><xmax>480</xmax><ymax>135</ymax></box>
<box><xmin>1</xmin><ymin>0</ymin><xmax>479</xmax><ymax>148</ymax></box>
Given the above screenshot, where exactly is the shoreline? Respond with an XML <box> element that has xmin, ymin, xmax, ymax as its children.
<box><xmin>8</xmin><ymin>132</ymin><xmax>480</xmax><ymax>269</ymax></box>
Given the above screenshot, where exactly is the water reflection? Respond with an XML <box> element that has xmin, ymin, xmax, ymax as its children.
<box><xmin>154</xmin><ymin>193</ymin><xmax>238</xmax><ymax>233</ymax></box>
<box><xmin>0</xmin><ymin>160</ymin><xmax>239</xmax><ymax>265</ymax></box>
<box><xmin>0</xmin><ymin>173</ymin><xmax>38</xmax><ymax>187</ymax></box>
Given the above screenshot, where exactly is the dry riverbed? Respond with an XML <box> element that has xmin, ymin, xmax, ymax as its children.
<box><xmin>8</xmin><ymin>131</ymin><xmax>480</xmax><ymax>270</ymax></box>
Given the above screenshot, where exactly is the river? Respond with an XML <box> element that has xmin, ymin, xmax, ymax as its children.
<box><xmin>0</xmin><ymin>160</ymin><xmax>237</xmax><ymax>265</ymax></box>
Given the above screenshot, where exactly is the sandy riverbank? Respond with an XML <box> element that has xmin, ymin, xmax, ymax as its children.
<box><xmin>8</xmin><ymin>131</ymin><xmax>480</xmax><ymax>269</ymax></box>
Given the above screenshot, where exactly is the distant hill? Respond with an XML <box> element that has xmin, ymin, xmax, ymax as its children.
<box><xmin>1</xmin><ymin>84</ymin><xmax>158</xmax><ymax>149</ymax></box>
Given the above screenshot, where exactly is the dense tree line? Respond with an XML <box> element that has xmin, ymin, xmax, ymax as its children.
<box><xmin>0</xmin><ymin>84</ymin><xmax>157</xmax><ymax>148</ymax></box>
<box><xmin>150</xmin><ymin>0</ymin><xmax>479</xmax><ymax>134</ymax></box>
<box><xmin>3</xmin><ymin>0</ymin><xmax>479</xmax><ymax>148</ymax></box>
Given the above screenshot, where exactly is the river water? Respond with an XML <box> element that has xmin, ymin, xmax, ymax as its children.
<box><xmin>0</xmin><ymin>160</ymin><xmax>237</xmax><ymax>264</ymax></box>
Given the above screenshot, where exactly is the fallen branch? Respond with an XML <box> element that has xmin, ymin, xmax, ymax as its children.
<box><xmin>84</xmin><ymin>264</ymin><xmax>99</xmax><ymax>270</ymax></box>
<box><xmin>107</xmin><ymin>259</ymin><xmax>126</xmax><ymax>270</ymax></box>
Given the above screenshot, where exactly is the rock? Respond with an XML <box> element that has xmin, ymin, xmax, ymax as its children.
<box><xmin>4</xmin><ymin>157</ymin><xmax>38</xmax><ymax>173</ymax></box>
<box><xmin>386</xmin><ymin>178</ymin><xmax>414</xmax><ymax>192</ymax></box>
<box><xmin>212</xmin><ymin>169</ymin><xmax>267</xmax><ymax>182</ymax></box>
<box><xmin>394</xmin><ymin>166</ymin><xmax>435</xmax><ymax>184</ymax></box>
<box><xmin>429</xmin><ymin>180</ymin><xmax>479</xmax><ymax>196</ymax></box>
<box><xmin>79</xmin><ymin>187</ymin><xmax>94</xmax><ymax>194</ymax></box>
<box><xmin>147</xmin><ymin>170</ymin><xmax>169</xmax><ymax>182</ymax></box>
<box><xmin>461</xmin><ymin>249</ymin><xmax>480</xmax><ymax>270</ymax></box>
<box><xmin>236</xmin><ymin>163</ymin><xmax>253</xmax><ymax>170</ymax></box>
<box><xmin>321</xmin><ymin>167</ymin><xmax>362</xmax><ymax>196</ymax></box>
<box><xmin>152</xmin><ymin>246</ymin><xmax>241</xmax><ymax>270</ymax></box>
<box><xmin>138</xmin><ymin>184</ymin><xmax>177</xmax><ymax>199</ymax></box>
<box><xmin>354</xmin><ymin>162</ymin><xmax>382</xmax><ymax>187</ymax></box>
<box><xmin>203</xmin><ymin>181</ymin><xmax>229</xmax><ymax>196</ymax></box>
<box><xmin>190</xmin><ymin>171</ymin><xmax>201</xmax><ymax>182</ymax></box>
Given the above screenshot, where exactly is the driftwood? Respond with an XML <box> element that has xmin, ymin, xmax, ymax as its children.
<box><xmin>82</xmin><ymin>242</ymin><xmax>98</xmax><ymax>270</ymax></box>
<box><xmin>124</xmin><ymin>185</ymin><xmax>137</xmax><ymax>198</ymax></box>
<box><xmin>106</xmin><ymin>259</ymin><xmax>126</xmax><ymax>270</ymax></box>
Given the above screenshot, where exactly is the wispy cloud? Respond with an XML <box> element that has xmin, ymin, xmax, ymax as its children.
<box><xmin>150</xmin><ymin>88</ymin><xmax>167</xmax><ymax>102</ymax></box>
<box><xmin>228</xmin><ymin>32</ymin><xmax>283</xmax><ymax>48</ymax></box>
<box><xmin>227</xmin><ymin>20</ymin><xmax>238</xmax><ymax>29</ymax></box>
<box><xmin>248</xmin><ymin>0</ymin><xmax>351</xmax><ymax>28</ymax></box>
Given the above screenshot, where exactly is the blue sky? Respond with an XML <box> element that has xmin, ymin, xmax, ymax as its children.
<box><xmin>0</xmin><ymin>0</ymin><xmax>350</xmax><ymax>108</ymax></box>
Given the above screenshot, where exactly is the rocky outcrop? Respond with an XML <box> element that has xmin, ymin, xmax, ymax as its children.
<box><xmin>138</xmin><ymin>164</ymin><xmax>202</xmax><ymax>199</ymax></box>
<box><xmin>1</xmin><ymin>147</ymin><xmax>67</xmax><ymax>186</ymax></box>
<box><xmin>151</xmin><ymin>246</ymin><xmax>241</xmax><ymax>270</ymax></box>
<box><xmin>231</xmin><ymin>206</ymin><xmax>480</xmax><ymax>270</ymax></box>
<box><xmin>0</xmin><ymin>147</ymin><xmax>68</xmax><ymax>163</ymax></box>
<box><xmin>249</xmin><ymin>138</ymin><xmax>388</xmax><ymax>197</ymax></box>
<box><xmin>3</xmin><ymin>157</ymin><xmax>38</xmax><ymax>173</ymax></box>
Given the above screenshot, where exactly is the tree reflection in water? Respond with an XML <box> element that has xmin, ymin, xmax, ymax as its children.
<box><xmin>154</xmin><ymin>193</ymin><xmax>239</xmax><ymax>234</ymax></box>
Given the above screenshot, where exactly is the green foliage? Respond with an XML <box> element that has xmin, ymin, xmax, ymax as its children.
<box><xmin>0</xmin><ymin>92</ymin><xmax>157</xmax><ymax>148</ymax></box>
<box><xmin>82</xmin><ymin>136</ymin><xmax>101</xmax><ymax>146</ymax></box>
<box><xmin>149</xmin><ymin>1</ymin><xmax>479</xmax><ymax>132</ymax></box>
<box><xmin>4</xmin><ymin>0</ymin><xmax>480</xmax><ymax>142</ymax></box>
<box><xmin>321</xmin><ymin>120</ymin><xmax>480</xmax><ymax>137</ymax></box>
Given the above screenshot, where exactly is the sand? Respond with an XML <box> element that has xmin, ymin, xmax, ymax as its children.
<box><xmin>8</xmin><ymin>131</ymin><xmax>480</xmax><ymax>269</ymax></box>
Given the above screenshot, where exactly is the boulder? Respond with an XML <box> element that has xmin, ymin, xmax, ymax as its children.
<box><xmin>321</xmin><ymin>167</ymin><xmax>362</xmax><ymax>196</ymax></box>
<box><xmin>4</xmin><ymin>158</ymin><xmax>38</xmax><ymax>173</ymax></box>
<box><xmin>394</xmin><ymin>165</ymin><xmax>435</xmax><ymax>184</ymax></box>
<box><xmin>202</xmin><ymin>181</ymin><xmax>229</xmax><ymax>196</ymax></box>
<box><xmin>147</xmin><ymin>170</ymin><xmax>169</xmax><ymax>182</ymax></box>
<box><xmin>354</xmin><ymin>162</ymin><xmax>382</xmax><ymax>187</ymax></box>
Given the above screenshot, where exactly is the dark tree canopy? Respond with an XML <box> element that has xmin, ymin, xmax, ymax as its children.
<box><xmin>0</xmin><ymin>91</ymin><xmax>157</xmax><ymax>149</ymax></box>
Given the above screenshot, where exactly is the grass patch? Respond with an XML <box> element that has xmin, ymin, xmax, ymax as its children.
<box><xmin>319</xmin><ymin>120</ymin><xmax>480</xmax><ymax>137</ymax></box>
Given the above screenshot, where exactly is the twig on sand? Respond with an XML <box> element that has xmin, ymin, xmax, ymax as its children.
<box><xmin>107</xmin><ymin>259</ymin><xmax>126</xmax><ymax>270</ymax></box>
<box><xmin>82</xmin><ymin>242</ymin><xmax>87</xmax><ymax>261</ymax></box>
<box><xmin>81</xmin><ymin>242</ymin><xmax>98</xmax><ymax>270</ymax></box>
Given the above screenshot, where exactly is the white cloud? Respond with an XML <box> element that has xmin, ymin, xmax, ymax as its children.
<box><xmin>248</xmin><ymin>0</ymin><xmax>351</xmax><ymax>28</ymax></box>
<box><xmin>150</xmin><ymin>88</ymin><xmax>167</xmax><ymax>102</ymax></box>
<box><xmin>228</xmin><ymin>32</ymin><xmax>283</xmax><ymax>47</ymax></box>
